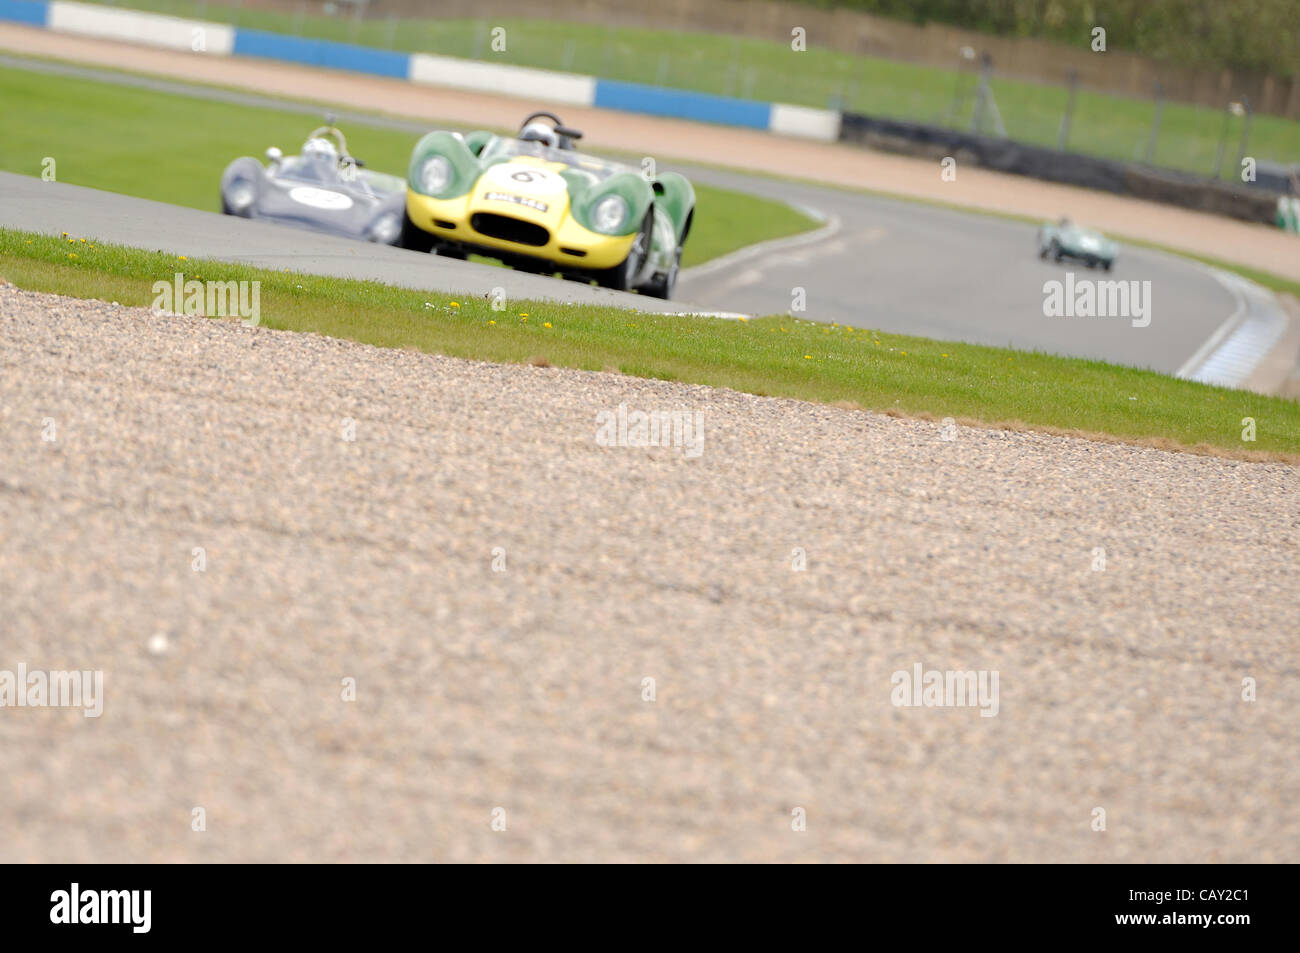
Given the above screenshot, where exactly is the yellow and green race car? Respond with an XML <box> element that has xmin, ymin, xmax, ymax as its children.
<box><xmin>401</xmin><ymin>112</ymin><xmax>695</xmax><ymax>298</ymax></box>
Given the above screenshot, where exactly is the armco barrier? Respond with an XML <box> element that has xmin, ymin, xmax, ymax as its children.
<box><xmin>0</xmin><ymin>0</ymin><xmax>839</xmax><ymax>140</ymax></box>
<box><xmin>0</xmin><ymin>0</ymin><xmax>46</xmax><ymax>26</ymax></box>
<box><xmin>838</xmin><ymin>111</ymin><xmax>1283</xmax><ymax>226</ymax></box>
<box><xmin>47</xmin><ymin>1</ymin><xmax>232</xmax><ymax>54</ymax></box>
<box><xmin>408</xmin><ymin>52</ymin><xmax>594</xmax><ymax>106</ymax></box>
<box><xmin>593</xmin><ymin>80</ymin><xmax>770</xmax><ymax>129</ymax></box>
<box><xmin>234</xmin><ymin>29</ymin><xmax>409</xmax><ymax>78</ymax></box>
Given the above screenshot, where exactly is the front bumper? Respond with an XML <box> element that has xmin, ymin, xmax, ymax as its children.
<box><xmin>406</xmin><ymin>191</ymin><xmax>635</xmax><ymax>269</ymax></box>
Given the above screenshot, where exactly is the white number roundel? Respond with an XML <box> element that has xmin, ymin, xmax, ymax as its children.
<box><xmin>482</xmin><ymin>163</ymin><xmax>566</xmax><ymax>197</ymax></box>
<box><xmin>288</xmin><ymin>186</ymin><xmax>354</xmax><ymax>210</ymax></box>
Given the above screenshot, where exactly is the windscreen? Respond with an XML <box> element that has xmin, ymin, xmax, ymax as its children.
<box><xmin>480</xmin><ymin>138</ymin><xmax>630</xmax><ymax>181</ymax></box>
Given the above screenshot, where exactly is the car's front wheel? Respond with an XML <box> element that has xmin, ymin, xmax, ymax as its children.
<box><xmin>220</xmin><ymin>158</ymin><xmax>262</xmax><ymax>218</ymax></box>
<box><xmin>399</xmin><ymin>211</ymin><xmax>436</xmax><ymax>253</ymax></box>
<box><xmin>596</xmin><ymin>213</ymin><xmax>651</xmax><ymax>292</ymax></box>
<box><xmin>640</xmin><ymin>246</ymin><xmax>681</xmax><ymax>300</ymax></box>
<box><xmin>1050</xmin><ymin>239</ymin><xmax>1063</xmax><ymax>263</ymax></box>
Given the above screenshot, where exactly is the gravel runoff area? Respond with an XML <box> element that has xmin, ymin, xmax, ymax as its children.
<box><xmin>1</xmin><ymin>284</ymin><xmax>1297</xmax><ymax>863</ymax></box>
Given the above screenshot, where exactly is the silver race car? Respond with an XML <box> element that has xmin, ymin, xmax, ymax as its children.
<box><xmin>220</xmin><ymin>122</ymin><xmax>406</xmax><ymax>245</ymax></box>
<box><xmin>1037</xmin><ymin>217</ymin><xmax>1118</xmax><ymax>270</ymax></box>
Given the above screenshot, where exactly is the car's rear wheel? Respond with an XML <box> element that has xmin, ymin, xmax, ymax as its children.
<box><xmin>399</xmin><ymin>211</ymin><xmax>436</xmax><ymax>253</ymax></box>
<box><xmin>1050</xmin><ymin>239</ymin><xmax>1063</xmax><ymax>263</ymax></box>
<box><xmin>640</xmin><ymin>246</ymin><xmax>681</xmax><ymax>300</ymax></box>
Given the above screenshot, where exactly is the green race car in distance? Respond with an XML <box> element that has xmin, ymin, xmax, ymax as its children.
<box><xmin>402</xmin><ymin>112</ymin><xmax>695</xmax><ymax>298</ymax></box>
<box><xmin>1037</xmin><ymin>218</ymin><xmax>1118</xmax><ymax>270</ymax></box>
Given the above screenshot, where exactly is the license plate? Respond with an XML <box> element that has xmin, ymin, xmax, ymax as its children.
<box><xmin>484</xmin><ymin>191</ymin><xmax>548</xmax><ymax>213</ymax></box>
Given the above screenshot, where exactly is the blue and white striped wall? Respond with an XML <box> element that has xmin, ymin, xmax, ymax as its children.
<box><xmin>0</xmin><ymin>0</ymin><xmax>842</xmax><ymax>140</ymax></box>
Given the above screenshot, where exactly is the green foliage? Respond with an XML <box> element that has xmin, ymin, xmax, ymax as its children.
<box><xmin>762</xmin><ymin>0</ymin><xmax>1298</xmax><ymax>77</ymax></box>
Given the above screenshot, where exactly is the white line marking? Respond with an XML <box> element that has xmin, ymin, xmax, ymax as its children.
<box><xmin>1176</xmin><ymin>268</ymin><xmax>1289</xmax><ymax>388</ymax></box>
<box><xmin>680</xmin><ymin>211</ymin><xmax>842</xmax><ymax>282</ymax></box>
<box><xmin>1174</xmin><ymin>270</ymin><xmax>1247</xmax><ymax>379</ymax></box>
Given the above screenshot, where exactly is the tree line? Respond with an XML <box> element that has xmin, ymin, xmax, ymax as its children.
<box><xmin>777</xmin><ymin>0</ymin><xmax>1297</xmax><ymax>77</ymax></box>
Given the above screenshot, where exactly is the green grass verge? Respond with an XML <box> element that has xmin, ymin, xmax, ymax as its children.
<box><xmin>75</xmin><ymin>0</ymin><xmax>1300</xmax><ymax>177</ymax></box>
<box><xmin>4</xmin><ymin>228</ymin><xmax>1295</xmax><ymax>459</ymax></box>
<box><xmin>0</xmin><ymin>63</ymin><xmax>816</xmax><ymax>269</ymax></box>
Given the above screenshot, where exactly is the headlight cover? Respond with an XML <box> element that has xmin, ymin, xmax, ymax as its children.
<box><xmin>592</xmin><ymin>194</ymin><xmax>628</xmax><ymax>234</ymax></box>
<box><xmin>419</xmin><ymin>156</ymin><xmax>453</xmax><ymax>195</ymax></box>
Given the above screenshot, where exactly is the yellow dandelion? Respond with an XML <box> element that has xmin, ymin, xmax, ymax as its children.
<box><xmin>519</xmin><ymin>312</ymin><xmax>528</xmax><ymax>317</ymax></box>
<box><xmin>543</xmin><ymin>322</ymin><xmax>552</xmax><ymax>328</ymax></box>
<box><xmin>488</xmin><ymin>320</ymin><xmax>496</xmax><ymax>325</ymax></box>
<box><xmin>68</xmin><ymin>252</ymin><xmax>77</xmax><ymax>259</ymax></box>
<box><xmin>178</xmin><ymin>255</ymin><xmax>188</xmax><ymax>261</ymax></box>
<box><xmin>80</xmin><ymin>238</ymin><xmax>86</xmax><ymax>243</ymax></box>
<box><xmin>449</xmin><ymin>301</ymin><xmax>459</xmax><ymax>307</ymax></box>
<box><xmin>803</xmin><ymin>354</ymin><xmax>812</xmax><ymax>359</ymax></box>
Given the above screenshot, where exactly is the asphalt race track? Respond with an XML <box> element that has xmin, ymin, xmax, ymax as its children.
<box><xmin>676</xmin><ymin>167</ymin><xmax>1241</xmax><ymax>375</ymax></box>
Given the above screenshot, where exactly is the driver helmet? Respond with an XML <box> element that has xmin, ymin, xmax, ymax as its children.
<box><xmin>519</xmin><ymin>122</ymin><xmax>559</xmax><ymax>149</ymax></box>
<box><xmin>302</xmin><ymin>137</ymin><xmax>341</xmax><ymax>173</ymax></box>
